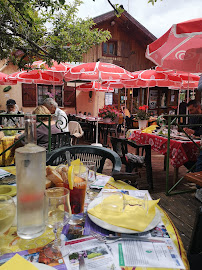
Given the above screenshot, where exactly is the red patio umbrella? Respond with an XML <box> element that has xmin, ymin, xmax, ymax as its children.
<box><xmin>31</xmin><ymin>60</ymin><xmax>73</xmax><ymax>72</ymax></box>
<box><xmin>64</xmin><ymin>61</ymin><xmax>132</xmax><ymax>82</ymax></box>
<box><xmin>156</xmin><ymin>67</ymin><xmax>200</xmax><ymax>83</ymax></box>
<box><xmin>145</xmin><ymin>18</ymin><xmax>202</xmax><ymax>73</ymax></box>
<box><xmin>8</xmin><ymin>70</ymin><xmax>64</xmax><ymax>85</ymax></box>
<box><xmin>0</xmin><ymin>72</ymin><xmax>17</xmax><ymax>85</ymax></box>
<box><xmin>76</xmin><ymin>82</ymin><xmax>113</xmax><ymax>92</ymax></box>
<box><xmin>132</xmin><ymin>69</ymin><xmax>182</xmax><ymax>88</ymax></box>
<box><xmin>65</xmin><ymin>61</ymin><xmax>132</xmax><ymax>145</ymax></box>
<box><xmin>8</xmin><ymin>60</ymin><xmax>74</xmax><ymax>86</ymax></box>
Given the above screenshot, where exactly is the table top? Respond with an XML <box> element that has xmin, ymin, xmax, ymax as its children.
<box><xmin>127</xmin><ymin>129</ymin><xmax>200</xmax><ymax>168</ymax></box>
<box><xmin>0</xmin><ymin>166</ymin><xmax>189</xmax><ymax>270</ymax></box>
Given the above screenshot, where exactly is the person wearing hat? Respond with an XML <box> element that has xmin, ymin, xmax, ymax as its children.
<box><xmin>0</xmin><ymin>99</ymin><xmax>23</xmax><ymax>128</ymax></box>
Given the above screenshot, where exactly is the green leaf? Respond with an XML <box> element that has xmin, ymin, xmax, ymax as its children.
<box><xmin>59</xmin><ymin>0</ymin><xmax>65</xmax><ymax>5</ymax></box>
<box><xmin>3</xmin><ymin>86</ymin><xmax>12</xmax><ymax>92</ymax></box>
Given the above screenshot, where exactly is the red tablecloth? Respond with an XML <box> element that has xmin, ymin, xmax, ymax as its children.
<box><xmin>127</xmin><ymin>130</ymin><xmax>200</xmax><ymax>168</ymax></box>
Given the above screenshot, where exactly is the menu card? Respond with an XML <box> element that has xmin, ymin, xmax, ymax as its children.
<box><xmin>0</xmin><ymin>168</ymin><xmax>11</xmax><ymax>179</ymax></box>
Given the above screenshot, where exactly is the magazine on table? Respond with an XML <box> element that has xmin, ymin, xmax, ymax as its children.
<box><xmin>0</xmin><ymin>246</ymin><xmax>66</xmax><ymax>269</ymax></box>
<box><xmin>109</xmin><ymin>238</ymin><xmax>185</xmax><ymax>269</ymax></box>
<box><xmin>62</xmin><ymin>236</ymin><xmax>120</xmax><ymax>270</ymax></box>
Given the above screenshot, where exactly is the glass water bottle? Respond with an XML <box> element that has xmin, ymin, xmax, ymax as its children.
<box><xmin>15</xmin><ymin>114</ymin><xmax>46</xmax><ymax>239</ymax></box>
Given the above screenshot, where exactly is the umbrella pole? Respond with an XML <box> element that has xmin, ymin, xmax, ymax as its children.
<box><xmin>131</xmin><ymin>87</ymin><xmax>133</xmax><ymax>113</ymax></box>
<box><xmin>186</xmin><ymin>73</ymin><xmax>190</xmax><ymax>124</ymax></box>
<box><xmin>123</xmin><ymin>87</ymin><xmax>126</xmax><ymax>137</ymax></box>
<box><xmin>95</xmin><ymin>81</ymin><xmax>100</xmax><ymax>145</ymax></box>
<box><xmin>146</xmin><ymin>87</ymin><xmax>149</xmax><ymax>113</ymax></box>
<box><xmin>177</xmin><ymin>87</ymin><xmax>181</xmax><ymax>115</ymax></box>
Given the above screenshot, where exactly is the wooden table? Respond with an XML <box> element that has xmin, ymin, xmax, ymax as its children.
<box><xmin>185</xmin><ymin>171</ymin><xmax>202</xmax><ymax>186</ymax></box>
<box><xmin>0</xmin><ymin>167</ymin><xmax>189</xmax><ymax>270</ymax></box>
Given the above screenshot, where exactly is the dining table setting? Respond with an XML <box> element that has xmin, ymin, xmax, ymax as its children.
<box><xmin>126</xmin><ymin>127</ymin><xmax>201</xmax><ymax>169</ymax></box>
<box><xmin>0</xmin><ymin>161</ymin><xmax>189</xmax><ymax>270</ymax></box>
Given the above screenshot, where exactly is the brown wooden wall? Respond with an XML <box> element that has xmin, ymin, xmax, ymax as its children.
<box><xmin>83</xmin><ymin>19</ymin><xmax>154</xmax><ymax>72</ymax></box>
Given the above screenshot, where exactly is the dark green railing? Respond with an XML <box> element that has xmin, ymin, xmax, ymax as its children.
<box><xmin>0</xmin><ymin>114</ymin><xmax>52</xmax><ymax>163</ymax></box>
<box><xmin>158</xmin><ymin>114</ymin><xmax>202</xmax><ymax>195</ymax></box>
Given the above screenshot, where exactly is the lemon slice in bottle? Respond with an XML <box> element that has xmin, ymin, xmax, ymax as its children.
<box><xmin>68</xmin><ymin>165</ymin><xmax>74</xmax><ymax>190</ymax></box>
<box><xmin>71</xmin><ymin>159</ymin><xmax>81</xmax><ymax>166</ymax></box>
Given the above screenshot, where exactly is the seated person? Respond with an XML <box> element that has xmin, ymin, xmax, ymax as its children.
<box><xmin>87</xmin><ymin>112</ymin><xmax>91</xmax><ymax>116</ymax></box>
<box><xmin>183</xmin><ymin>100</ymin><xmax>202</xmax><ymax>187</ymax></box>
<box><xmin>117</xmin><ymin>109</ymin><xmax>124</xmax><ymax>133</ymax></box>
<box><xmin>1</xmin><ymin>99</ymin><xmax>23</xmax><ymax>128</ymax></box>
<box><xmin>183</xmin><ymin>100</ymin><xmax>202</xmax><ymax>137</ymax></box>
<box><xmin>121</xmin><ymin>106</ymin><xmax>131</xmax><ymax>118</ymax></box>
<box><xmin>15</xmin><ymin>105</ymin><xmax>61</xmax><ymax>150</ymax></box>
<box><xmin>43</xmin><ymin>98</ymin><xmax>69</xmax><ymax>132</ymax></box>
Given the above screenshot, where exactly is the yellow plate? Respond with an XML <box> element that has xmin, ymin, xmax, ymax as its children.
<box><xmin>0</xmin><ymin>185</ymin><xmax>17</xmax><ymax>197</ymax></box>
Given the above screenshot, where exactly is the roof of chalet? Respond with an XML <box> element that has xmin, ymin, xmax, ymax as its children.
<box><xmin>93</xmin><ymin>10</ymin><xmax>156</xmax><ymax>48</ymax></box>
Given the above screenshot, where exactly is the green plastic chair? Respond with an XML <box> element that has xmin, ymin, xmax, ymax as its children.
<box><xmin>46</xmin><ymin>145</ymin><xmax>122</xmax><ymax>175</ymax></box>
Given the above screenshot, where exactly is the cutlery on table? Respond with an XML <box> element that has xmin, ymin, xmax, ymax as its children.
<box><xmin>90</xmin><ymin>231</ymin><xmax>165</xmax><ymax>244</ymax></box>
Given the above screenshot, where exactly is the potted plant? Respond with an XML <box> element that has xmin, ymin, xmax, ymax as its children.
<box><xmin>98</xmin><ymin>105</ymin><xmax>119</xmax><ymax>122</ymax></box>
<box><xmin>135</xmin><ymin>105</ymin><xmax>150</xmax><ymax>129</ymax></box>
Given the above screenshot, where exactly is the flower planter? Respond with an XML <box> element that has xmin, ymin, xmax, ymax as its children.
<box><xmin>138</xmin><ymin>120</ymin><xmax>148</xmax><ymax>130</ymax></box>
<box><xmin>103</xmin><ymin>118</ymin><xmax>112</xmax><ymax>123</ymax></box>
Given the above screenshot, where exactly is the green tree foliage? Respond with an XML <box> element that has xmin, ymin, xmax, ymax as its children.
<box><xmin>0</xmin><ymin>0</ymin><xmax>111</xmax><ymax>69</ymax></box>
<box><xmin>148</xmin><ymin>0</ymin><xmax>163</xmax><ymax>5</ymax></box>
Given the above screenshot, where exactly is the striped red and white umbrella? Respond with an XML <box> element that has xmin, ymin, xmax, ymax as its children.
<box><xmin>156</xmin><ymin>66</ymin><xmax>200</xmax><ymax>83</ymax></box>
<box><xmin>65</xmin><ymin>61</ymin><xmax>132</xmax><ymax>145</ymax></box>
<box><xmin>118</xmin><ymin>69</ymin><xmax>182</xmax><ymax>88</ymax></box>
<box><xmin>8</xmin><ymin>70</ymin><xmax>64</xmax><ymax>85</ymax></box>
<box><xmin>30</xmin><ymin>60</ymin><xmax>73</xmax><ymax>73</ymax></box>
<box><xmin>133</xmin><ymin>69</ymin><xmax>182</xmax><ymax>87</ymax></box>
<box><xmin>77</xmin><ymin>82</ymin><xmax>114</xmax><ymax>92</ymax></box>
<box><xmin>145</xmin><ymin>18</ymin><xmax>202</xmax><ymax>73</ymax></box>
<box><xmin>65</xmin><ymin>61</ymin><xmax>132</xmax><ymax>81</ymax></box>
<box><xmin>0</xmin><ymin>72</ymin><xmax>17</xmax><ymax>85</ymax></box>
<box><xmin>8</xmin><ymin>60</ymin><xmax>73</xmax><ymax>84</ymax></box>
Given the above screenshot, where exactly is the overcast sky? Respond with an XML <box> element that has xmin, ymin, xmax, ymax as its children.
<box><xmin>77</xmin><ymin>0</ymin><xmax>201</xmax><ymax>38</ymax></box>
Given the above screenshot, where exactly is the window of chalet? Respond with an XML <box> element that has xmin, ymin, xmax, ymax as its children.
<box><xmin>105</xmin><ymin>92</ymin><xmax>113</xmax><ymax>105</ymax></box>
<box><xmin>38</xmin><ymin>85</ymin><xmax>63</xmax><ymax>106</ymax></box>
<box><xmin>22</xmin><ymin>83</ymin><xmax>76</xmax><ymax>108</ymax></box>
<box><xmin>102</xmin><ymin>41</ymin><xmax>117</xmax><ymax>56</ymax></box>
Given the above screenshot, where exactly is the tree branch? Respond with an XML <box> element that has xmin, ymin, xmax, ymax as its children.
<box><xmin>107</xmin><ymin>0</ymin><xmax>119</xmax><ymax>14</ymax></box>
<box><xmin>7</xmin><ymin>0</ymin><xmax>33</xmax><ymax>27</ymax></box>
<box><xmin>2</xmin><ymin>23</ymin><xmax>52</xmax><ymax>58</ymax></box>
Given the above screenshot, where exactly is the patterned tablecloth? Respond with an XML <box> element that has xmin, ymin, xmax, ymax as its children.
<box><xmin>0</xmin><ymin>136</ymin><xmax>15</xmax><ymax>166</ymax></box>
<box><xmin>0</xmin><ymin>167</ymin><xmax>189</xmax><ymax>270</ymax></box>
<box><xmin>126</xmin><ymin>129</ymin><xmax>200</xmax><ymax>168</ymax></box>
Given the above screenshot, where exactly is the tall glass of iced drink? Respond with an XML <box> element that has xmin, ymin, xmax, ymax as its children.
<box><xmin>64</xmin><ymin>164</ymin><xmax>87</xmax><ymax>224</ymax></box>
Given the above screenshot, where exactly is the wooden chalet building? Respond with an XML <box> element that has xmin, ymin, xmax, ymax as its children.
<box><xmin>83</xmin><ymin>10</ymin><xmax>157</xmax><ymax>113</ymax></box>
<box><xmin>1</xmin><ymin>10</ymin><xmax>198</xmax><ymax>115</ymax></box>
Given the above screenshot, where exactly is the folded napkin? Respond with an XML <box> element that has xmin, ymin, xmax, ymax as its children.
<box><xmin>0</xmin><ymin>254</ymin><xmax>38</xmax><ymax>270</ymax></box>
<box><xmin>141</xmin><ymin>125</ymin><xmax>158</xmax><ymax>133</ymax></box>
<box><xmin>88</xmin><ymin>194</ymin><xmax>160</xmax><ymax>232</ymax></box>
